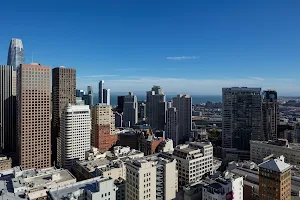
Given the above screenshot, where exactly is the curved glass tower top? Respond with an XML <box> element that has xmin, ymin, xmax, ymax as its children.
<box><xmin>7</xmin><ymin>38</ymin><xmax>24</xmax><ymax>71</ymax></box>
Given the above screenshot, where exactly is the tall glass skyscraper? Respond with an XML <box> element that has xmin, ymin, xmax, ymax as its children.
<box><xmin>7</xmin><ymin>38</ymin><xmax>24</xmax><ymax>71</ymax></box>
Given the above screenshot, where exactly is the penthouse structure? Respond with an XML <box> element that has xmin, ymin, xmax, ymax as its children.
<box><xmin>172</xmin><ymin>142</ymin><xmax>213</xmax><ymax>186</ymax></box>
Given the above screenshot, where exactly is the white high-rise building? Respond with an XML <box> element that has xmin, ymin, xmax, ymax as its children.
<box><xmin>166</xmin><ymin>107</ymin><xmax>178</xmax><ymax>146</ymax></box>
<box><xmin>123</xmin><ymin>92</ymin><xmax>138</xmax><ymax>127</ymax></box>
<box><xmin>172</xmin><ymin>141</ymin><xmax>213</xmax><ymax>186</ymax></box>
<box><xmin>125</xmin><ymin>154</ymin><xmax>178</xmax><ymax>200</ymax></box>
<box><xmin>58</xmin><ymin>104</ymin><xmax>91</xmax><ymax>169</ymax></box>
<box><xmin>103</xmin><ymin>88</ymin><xmax>111</xmax><ymax>105</ymax></box>
<box><xmin>172</xmin><ymin>94</ymin><xmax>192</xmax><ymax>145</ymax></box>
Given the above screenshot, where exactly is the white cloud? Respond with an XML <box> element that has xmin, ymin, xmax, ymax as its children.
<box><xmin>166</xmin><ymin>56</ymin><xmax>199</xmax><ymax>60</ymax></box>
<box><xmin>249</xmin><ymin>77</ymin><xmax>265</xmax><ymax>81</ymax></box>
<box><xmin>76</xmin><ymin>76</ymin><xmax>299</xmax><ymax>95</ymax></box>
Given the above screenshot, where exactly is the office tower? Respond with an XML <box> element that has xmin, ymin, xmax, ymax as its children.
<box><xmin>98</xmin><ymin>80</ymin><xmax>104</xmax><ymax>103</ymax></box>
<box><xmin>7</xmin><ymin>38</ymin><xmax>24</xmax><ymax>70</ymax></box>
<box><xmin>76</xmin><ymin>89</ymin><xmax>85</xmax><ymax>97</ymax></box>
<box><xmin>103</xmin><ymin>88</ymin><xmax>111</xmax><ymax>105</ymax></box>
<box><xmin>138</xmin><ymin>100</ymin><xmax>146</xmax><ymax>122</ymax></box>
<box><xmin>146</xmin><ymin>86</ymin><xmax>166</xmax><ymax>130</ymax></box>
<box><xmin>16</xmin><ymin>63</ymin><xmax>51</xmax><ymax>169</ymax></box>
<box><xmin>172</xmin><ymin>142</ymin><xmax>213</xmax><ymax>186</ymax></box>
<box><xmin>172</xmin><ymin>94</ymin><xmax>192</xmax><ymax>145</ymax></box>
<box><xmin>0</xmin><ymin>65</ymin><xmax>16</xmax><ymax>153</ymax></box>
<box><xmin>259</xmin><ymin>156</ymin><xmax>291</xmax><ymax>200</ymax></box>
<box><xmin>222</xmin><ymin>87</ymin><xmax>262</xmax><ymax>150</ymax></box>
<box><xmin>51</xmin><ymin>66</ymin><xmax>76</xmax><ymax>164</ymax></box>
<box><xmin>166</xmin><ymin>107</ymin><xmax>178</xmax><ymax>146</ymax></box>
<box><xmin>262</xmin><ymin>90</ymin><xmax>279</xmax><ymax>141</ymax></box>
<box><xmin>91</xmin><ymin>104</ymin><xmax>117</xmax><ymax>152</ymax></box>
<box><xmin>114</xmin><ymin>111</ymin><xmax>123</xmax><ymax>127</ymax></box>
<box><xmin>117</xmin><ymin>96</ymin><xmax>125</xmax><ymax>113</ymax></box>
<box><xmin>58</xmin><ymin>104</ymin><xmax>91</xmax><ymax>169</ymax></box>
<box><xmin>123</xmin><ymin>92</ymin><xmax>138</xmax><ymax>127</ymax></box>
<box><xmin>125</xmin><ymin>154</ymin><xmax>178</xmax><ymax>200</ymax></box>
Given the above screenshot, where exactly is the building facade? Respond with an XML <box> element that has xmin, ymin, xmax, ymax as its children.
<box><xmin>0</xmin><ymin>65</ymin><xmax>16</xmax><ymax>153</ymax></box>
<box><xmin>58</xmin><ymin>104</ymin><xmax>91</xmax><ymax>169</ymax></box>
<box><xmin>117</xmin><ymin>96</ymin><xmax>125</xmax><ymax>113</ymax></box>
<box><xmin>7</xmin><ymin>38</ymin><xmax>24</xmax><ymax>70</ymax></box>
<box><xmin>172</xmin><ymin>94</ymin><xmax>192</xmax><ymax>145</ymax></box>
<box><xmin>259</xmin><ymin>157</ymin><xmax>291</xmax><ymax>200</ymax></box>
<box><xmin>262</xmin><ymin>90</ymin><xmax>279</xmax><ymax>141</ymax></box>
<box><xmin>146</xmin><ymin>86</ymin><xmax>166</xmax><ymax>130</ymax></box>
<box><xmin>51</xmin><ymin>67</ymin><xmax>76</xmax><ymax>164</ymax></box>
<box><xmin>92</xmin><ymin>104</ymin><xmax>117</xmax><ymax>152</ymax></box>
<box><xmin>172</xmin><ymin>142</ymin><xmax>213</xmax><ymax>186</ymax></box>
<box><xmin>16</xmin><ymin>63</ymin><xmax>51</xmax><ymax>169</ymax></box>
<box><xmin>138</xmin><ymin>100</ymin><xmax>146</xmax><ymax>122</ymax></box>
<box><xmin>123</xmin><ymin>92</ymin><xmax>138</xmax><ymax>127</ymax></box>
<box><xmin>250</xmin><ymin>139</ymin><xmax>300</xmax><ymax>167</ymax></box>
<box><xmin>222</xmin><ymin>87</ymin><xmax>262</xmax><ymax>150</ymax></box>
<box><xmin>125</xmin><ymin>154</ymin><xmax>178</xmax><ymax>200</ymax></box>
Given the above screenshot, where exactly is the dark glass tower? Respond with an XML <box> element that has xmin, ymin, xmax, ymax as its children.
<box><xmin>262</xmin><ymin>90</ymin><xmax>279</xmax><ymax>140</ymax></box>
<box><xmin>7</xmin><ymin>38</ymin><xmax>24</xmax><ymax>71</ymax></box>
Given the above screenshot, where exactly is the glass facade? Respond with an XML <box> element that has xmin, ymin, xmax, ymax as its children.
<box><xmin>7</xmin><ymin>38</ymin><xmax>24</xmax><ymax>71</ymax></box>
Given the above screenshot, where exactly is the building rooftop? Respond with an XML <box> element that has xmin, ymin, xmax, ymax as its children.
<box><xmin>259</xmin><ymin>158</ymin><xmax>292</xmax><ymax>173</ymax></box>
<box><xmin>48</xmin><ymin>177</ymin><xmax>115</xmax><ymax>200</ymax></box>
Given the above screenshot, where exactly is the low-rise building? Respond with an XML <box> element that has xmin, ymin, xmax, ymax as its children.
<box><xmin>250</xmin><ymin>139</ymin><xmax>300</xmax><ymax>166</ymax></box>
<box><xmin>125</xmin><ymin>153</ymin><xmax>178</xmax><ymax>200</ymax></box>
<box><xmin>202</xmin><ymin>173</ymin><xmax>243</xmax><ymax>200</ymax></box>
<box><xmin>0</xmin><ymin>155</ymin><xmax>12</xmax><ymax>170</ymax></box>
<box><xmin>0</xmin><ymin>166</ymin><xmax>76</xmax><ymax>200</ymax></box>
<box><xmin>47</xmin><ymin>177</ymin><xmax>118</xmax><ymax>200</ymax></box>
<box><xmin>172</xmin><ymin>141</ymin><xmax>213</xmax><ymax>186</ymax></box>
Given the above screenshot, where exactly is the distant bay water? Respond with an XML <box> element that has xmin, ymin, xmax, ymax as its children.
<box><xmin>93</xmin><ymin>94</ymin><xmax>221</xmax><ymax>106</ymax></box>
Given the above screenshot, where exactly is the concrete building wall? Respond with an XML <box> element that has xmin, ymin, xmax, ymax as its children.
<box><xmin>123</xmin><ymin>92</ymin><xmax>138</xmax><ymax>127</ymax></box>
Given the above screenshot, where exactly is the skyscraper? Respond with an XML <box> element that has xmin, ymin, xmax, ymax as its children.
<box><xmin>0</xmin><ymin>65</ymin><xmax>16</xmax><ymax>153</ymax></box>
<box><xmin>138</xmin><ymin>100</ymin><xmax>146</xmax><ymax>122</ymax></box>
<box><xmin>7</xmin><ymin>38</ymin><xmax>24</xmax><ymax>70</ymax></box>
<box><xmin>123</xmin><ymin>92</ymin><xmax>138</xmax><ymax>127</ymax></box>
<box><xmin>98</xmin><ymin>80</ymin><xmax>104</xmax><ymax>103</ymax></box>
<box><xmin>83</xmin><ymin>86</ymin><xmax>93</xmax><ymax>109</ymax></box>
<box><xmin>58</xmin><ymin>104</ymin><xmax>91</xmax><ymax>169</ymax></box>
<box><xmin>166</xmin><ymin>107</ymin><xmax>178</xmax><ymax>146</ymax></box>
<box><xmin>76</xmin><ymin>89</ymin><xmax>85</xmax><ymax>98</ymax></box>
<box><xmin>172</xmin><ymin>94</ymin><xmax>192</xmax><ymax>145</ymax></box>
<box><xmin>262</xmin><ymin>90</ymin><xmax>279</xmax><ymax>141</ymax></box>
<box><xmin>222</xmin><ymin>87</ymin><xmax>262</xmax><ymax>151</ymax></box>
<box><xmin>51</xmin><ymin>66</ymin><xmax>76</xmax><ymax>164</ymax></box>
<box><xmin>146</xmin><ymin>86</ymin><xmax>166</xmax><ymax>130</ymax></box>
<box><xmin>16</xmin><ymin>63</ymin><xmax>51</xmax><ymax>169</ymax></box>
<box><xmin>117</xmin><ymin>96</ymin><xmax>125</xmax><ymax>113</ymax></box>
<box><xmin>103</xmin><ymin>88</ymin><xmax>110</xmax><ymax>105</ymax></box>
<box><xmin>91</xmin><ymin>104</ymin><xmax>117</xmax><ymax>152</ymax></box>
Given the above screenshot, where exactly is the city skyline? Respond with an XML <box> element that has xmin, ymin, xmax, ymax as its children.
<box><xmin>0</xmin><ymin>1</ymin><xmax>300</xmax><ymax>95</ymax></box>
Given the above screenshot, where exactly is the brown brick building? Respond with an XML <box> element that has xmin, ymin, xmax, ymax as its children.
<box><xmin>51</xmin><ymin>67</ymin><xmax>76</xmax><ymax>164</ymax></box>
<box><xmin>259</xmin><ymin>157</ymin><xmax>292</xmax><ymax>200</ymax></box>
<box><xmin>92</xmin><ymin>104</ymin><xmax>117</xmax><ymax>153</ymax></box>
<box><xmin>16</xmin><ymin>63</ymin><xmax>51</xmax><ymax>169</ymax></box>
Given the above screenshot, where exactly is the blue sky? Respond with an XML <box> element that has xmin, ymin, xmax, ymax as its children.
<box><xmin>1</xmin><ymin>0</ymin><xmax>300</xmax><ymax>95</ymax></box>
